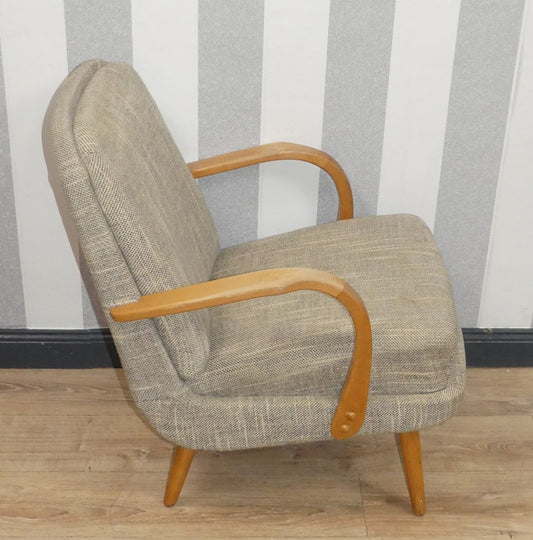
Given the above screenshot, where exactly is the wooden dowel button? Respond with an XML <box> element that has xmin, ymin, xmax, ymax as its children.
<box><xmin>345</xmin><ymin>411</ymin><xmax>356</xmax><ymax>420</ymax></box>
<box><xmin>340</xmin><ymin>424</ymin><xmax>350</xmax><ymax>433</ymax></box>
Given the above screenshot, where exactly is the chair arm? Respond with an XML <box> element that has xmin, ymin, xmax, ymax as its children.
<box><xmin>110</xmin><ymin>267</ymin><xmax>371</xmax><ymax>439</ymax></box>
<box><xmin>187</xmin><ymin>142</ymin><xmax>354</xmax><ymax>220</ymax></box>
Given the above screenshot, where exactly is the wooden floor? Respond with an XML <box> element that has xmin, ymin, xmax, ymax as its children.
<box><xmin>1</xmin><ymin>368</ymin><xmax>533</xmax><ymax>538</ymax></box>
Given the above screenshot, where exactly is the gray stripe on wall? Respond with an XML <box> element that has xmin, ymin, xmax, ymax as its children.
<box><xmin>434</xmin><ymin>0</ymin><xmax>525</xmax><ymax>327</ymax></box>
<box><xmin>64</xmin><ymin>0</ymin><xmax>132</xmax><ymax>71</ymax></box>
<box><xmin>0</xmin><ymin>45</ymin><xmax>26</xmax><ymax>327</ymax></box>
<box><xmin>198</xmin><ymin>0</ymin><xmax>263</xmax><ymax>247</ymax></box>
<box><xmin>318</xmin><ymin>0</ymin><xmax>395</xmax><ymax>223</ymax></box>
<box><xmin>65</xmin><ymin>0</ymin><xmax>132</xmax><ymax>328</ymax></box>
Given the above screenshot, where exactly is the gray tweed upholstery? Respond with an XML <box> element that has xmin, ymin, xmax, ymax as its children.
<box><xmin>192</xmin><ymin>214</ymin><xmax>460</xmax><ymax>398</ymax></box>
<box><xmin>43</xmin><ymin>60</ymin><xmax>465</xmax><ymax>452</ymax></box>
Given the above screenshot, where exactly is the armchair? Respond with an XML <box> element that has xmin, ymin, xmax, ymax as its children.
<box><xmin>43</xmin><ymin>60</ymin><xmax>465</xmax><ymax>517</ymax></box>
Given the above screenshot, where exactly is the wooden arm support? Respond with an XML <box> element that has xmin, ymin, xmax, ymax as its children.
<box><xmin>188</xmin><ymin>142</ymin><xmax>354</xmax><ymax>220</ymax></box>
<box><xmin>110</xmin><ymin>267</ymin><xmax>371</xmax><ymax>439</ymax></box>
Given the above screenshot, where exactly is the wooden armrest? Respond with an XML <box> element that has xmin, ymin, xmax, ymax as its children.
<box><xmin>110</xmin><ymin>267</ymin><xmax>371</xmax><ymax>439</ymax></box>
<box><xmin>188</xmin><ymin>142</ymin><xmax>354</xmax><ymax>220</ymax></box>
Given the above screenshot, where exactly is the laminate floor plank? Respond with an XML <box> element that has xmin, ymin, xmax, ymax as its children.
<box><xmin>457</xmin><ymin>368</ymin><xmax>533</xmax><ymax>416</ymax></box>
<box><xmin>0</xmin><ymin>470</ymin><xmax>366</xmax><ymax>538</ymax></box>
<box><xmin>0</xmin><ymin>368</ymin><xmax>133</xmax><ymax>416</ymax></box>
<box><xmin>368</xmin><ymin>533</ymin><xmax>533</xmax><ymax>540</ymax></box>
<box><xmin>361</xmin><ymin>471</ymin><xmax>533</xmax><ymax>537</ymax></box>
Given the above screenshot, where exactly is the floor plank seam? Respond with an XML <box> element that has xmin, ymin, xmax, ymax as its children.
<box><xmin>358</xmin><ymin>471</ymin><xmax>369</xmax><ymax>537</ymax></box>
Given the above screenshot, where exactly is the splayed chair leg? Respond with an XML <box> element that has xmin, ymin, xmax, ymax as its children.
<box><xmin>164</xmin><ymin>446</ymin><xmax>195</xmax><ymax>507</ymax></box>
<box><xmin>398</xmin><ymin>431</ymin><xmax>426</xmax><ymax>516</ymax></box>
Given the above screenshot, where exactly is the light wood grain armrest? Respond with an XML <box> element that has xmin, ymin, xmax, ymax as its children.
<box><xmin>188</xmin><ymin>142</ymin><xmax>354</xmax><ymax>220</ymax></box>
<box><xmin>110</xmin><ymin>267</ymin><xmax>371</xmax><ymax>440</ymax></box>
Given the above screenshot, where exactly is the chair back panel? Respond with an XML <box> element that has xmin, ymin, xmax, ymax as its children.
<box><xmin>43</xmin><ymin>60</ymin><xmax>219</xmax><ymax>379</ymax></box>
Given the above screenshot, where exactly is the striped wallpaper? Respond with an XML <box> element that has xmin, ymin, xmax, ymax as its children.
<box><xmin>0</xmin><ymin>0</ymin><xmax>532</xmax><ymax>330</ymax></box>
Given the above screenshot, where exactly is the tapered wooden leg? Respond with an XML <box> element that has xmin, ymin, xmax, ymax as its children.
<box><xmin>398</xmin><ymin>431</ymin><xmax>425</xmax><ymax>516</ymax></box>
<box><xmin>164</xmin><ymin>446</ymin><xmax>195</xmax><ymax>507</ymax></box>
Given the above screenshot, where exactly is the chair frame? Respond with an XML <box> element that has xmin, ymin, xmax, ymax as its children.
<box><xmin>110</xmin><ymin>142</ymin><xmax>425</xmax><ymax>516</ymax></box>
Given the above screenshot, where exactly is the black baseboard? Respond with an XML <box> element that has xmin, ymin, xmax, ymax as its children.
<box><xmin>0</xmin><ymin>329</ymin><xmax>121</xmax><ymax>368</ymax></box>
<box><xmin>462</xmin><ymin>328</ymin><xmax>533</xmax><ymax>367</ymax></box>
<box><xmin>0</xmin><ymin>328</ymin><xmax>532</xmax><ymax>369</ymax></box>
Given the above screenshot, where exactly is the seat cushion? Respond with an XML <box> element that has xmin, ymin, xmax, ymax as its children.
<box><xmin>188</xmin><ymin>214</ymin><xmax>461</xmax><ymax>398</ymax></box>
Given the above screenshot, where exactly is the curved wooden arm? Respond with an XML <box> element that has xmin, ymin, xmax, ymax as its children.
<box><xmin>188</xmin><ymin>142</ymin><xmax>354</xmax><ymax>220</ymax></box>
<box><xmin>110</xmin><ymin>267</ymin><xmax>371</xmax><ymax>439</ymax></box>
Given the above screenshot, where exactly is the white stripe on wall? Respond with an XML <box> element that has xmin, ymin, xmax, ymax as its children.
<box><xmin>0</xmin><ymin>0</ymin><xmax>83</xmax><ymax>329</ymax></box>
<box><xmin>131</xmin><ymin>0</ymin><xmax>198</xmax><ymax>162</ymax></box>
<box><xmin>258</xmin><ymin>0</ymin><xmax>330</xmax><ymax>238</ymax></box>
<box><xmin>478</xmin><ymin>0</ymin><xmax>533</xmax><ymax>329</ymax></box>
<box><xmin>377</xmin><ymin>0</ymin><xmax>461</xmax><ymax>230</ymax></box>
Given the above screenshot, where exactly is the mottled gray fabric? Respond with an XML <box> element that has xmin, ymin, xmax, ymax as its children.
<box><xmin>73</xmin><ymin>63</ymin><xmax>219</xmax><ymax>379</ymax></box>
<box><xmin>191</xmin><ymin>214</ymin><xmax>460</xmax><ymax>398</ymax></box>
<box><xmin>148</xmin><ymin>334</ymin><xmax>465</xmax><ymax>450</ymax></box>
<box><xmin>43</xmin><ymin>60</ymin><xmax>465</xmax><ymax>452</ymax></box>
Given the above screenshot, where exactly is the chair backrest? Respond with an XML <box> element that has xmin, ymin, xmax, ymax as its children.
<box><xmin>43</xmin><ymin>60</ymin><xmax>220</xmax><ymax>380</ymax></box>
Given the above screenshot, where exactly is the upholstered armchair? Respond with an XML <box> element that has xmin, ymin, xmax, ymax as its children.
<box><xmin>43</xmin><ymin>60</ymin><xmax>465</xmax><ymax>516</ymax></box>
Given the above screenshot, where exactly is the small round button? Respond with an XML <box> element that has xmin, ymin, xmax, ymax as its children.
<box><xmin>345</xmin><ymin>411</ymin><xmax>356</xmax><ymax>420</ymax></box>
<box><xmin>340</xmin><ymin>424</ymin><xmax>350</xmax><ymax>433</ymax></box>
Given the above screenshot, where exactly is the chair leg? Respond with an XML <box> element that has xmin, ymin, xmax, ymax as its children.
<box><xmin>164</xmin><ymin>446</ymin><xmax>195</xmax><ymax>507</ymax></box>
<box><xmin>398</xmin><ymin>431</ymin><xmax>425</xmax><ymax>516</ymax></box>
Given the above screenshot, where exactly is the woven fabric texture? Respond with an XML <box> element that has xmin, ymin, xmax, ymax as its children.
<box><xmin>73</xmin><ymin>63</ymin><xmax>219</xmax><ymax>380</ymax></box>
<box><xmin>190</xmin><ymin>214</ymin><xmax>460</xmax><ymax>398</ymax></box>
<box><xmin>147</xmin><ymin>334</ymin><xmax>464</xmax><ymax>450</ymax></box>
<box><xmin>43</xmin><ymin>60</ymin><xmax>465</xmax><ymax>452</ymax></box>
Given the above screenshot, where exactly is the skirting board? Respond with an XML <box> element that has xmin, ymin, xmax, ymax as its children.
<box><xmin>0</xmin><ymin>328</ymin><xmax>531</xmax><ymax>369</ymax></box>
